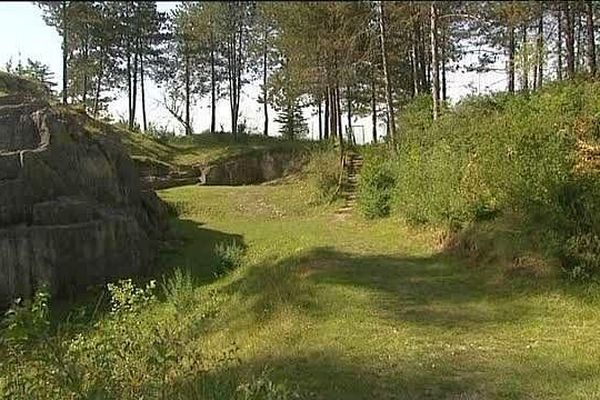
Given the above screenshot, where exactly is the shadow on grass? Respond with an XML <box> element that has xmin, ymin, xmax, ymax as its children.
<box><xmin>222</xmin><ymin>246</ymin><xmax>543</xmax><ymax>331</ymax></box>
<box><xmin>169</xmin><ymin>344</ymin><xmax>599</xmax><ymax>399</ymax></box>
<box><xmin>186</xmin><ymin>247</ymin><xmax>597</xmax><ymax>399</ymax></box>
<box><xmin>49</xmin><ymin>218</ymin><xmax>243</xmax><ymax>325</ymax></box>
<box><xmin>159</xmin><ymin>218</ymin><xmax>245</xmax><ymax>284</ymax></box>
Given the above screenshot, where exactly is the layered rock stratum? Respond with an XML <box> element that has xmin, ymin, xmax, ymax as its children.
<box><xmin>0</xmin><ymin>73</ymin><xmax>168</xmax><ymax>304</ymax></box>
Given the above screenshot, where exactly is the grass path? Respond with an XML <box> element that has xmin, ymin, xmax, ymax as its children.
<box><xmin>156</xmin><ymin>182</ymin><xmax>600</xmax><ymax>399</ymax></box>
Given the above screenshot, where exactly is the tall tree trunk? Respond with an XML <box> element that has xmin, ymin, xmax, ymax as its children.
<box><xmin>411</xmin><ymin>3</ymin><xmax>420</xmax><ymax>96</ymax></box>
<box><xmin>93</xmin><ymin>51</ymin><xmax>103</xmax><ymax>117</ymax></box>
<box><xmin>127</xmin><ymin>52</ymin><xmax>132</xmax><ymax>128</ymax></box>
<box><xmin>262</xmin><ymin>27</ymin><xmax>269</xmax><ymax>136</ymax></box>
<box><xmin>411</xmin><ymin>45</ymin><xmax>419</xmax><ymax>96</ymax></box>
<box><xmin>430</xmin><ymin>2</ymin><xmax>440</xmax><ymax>120</ymax></box>
<box><xmin>441</xmin><ymin>28</ymin><xmax>447</xmax><ymax>101</ymax></box>
<box><xmin>418</xmin><ymin>18</ymin><xmax>427</xmax><ymax>91</ymax></box>
<box><xmin>576</xmin><ymin>6</ymin><xmax>583</xmax><ymax>72</ymax></box>
<box><xmin>508</xmin><ymin>24</ymin><xmax>515</xmax><ymax>92</ymax></box>
<box><xmin>536</xmin><ymin>5</ymin><xmax>544</xmax><ymax>89</ymax></box>
<box><xmin>565</xmin><ymin>2</ymin><xmax>575</xmax><ymax>79</ymax></box>
<box><xmin>140</xmin><ymin>53</ymin><xmax>147</xmax><ymax>132</ymax></box>
<box><xmin>336</xmin><ymin>84</ymin><xmax>342</xmax><ymax>140</ymax></box>
<box><xmin>131</xmin><ymin>51</ymin><xmax>138</xmax><ymax>129</ymax></box>
<box><xmin>335</xmin><ymin>84</ymin><xmax>344</xmax><ymax>158</ymax></box>
<box><xmin>371</xmin><ymin>66</ymin><xmax>377</xmax><ymax>144</ymax></box>
<box><xmin>329</xmin><ymin>84</ymin><xmax>336</xmax><ymax>140</ymax></box>
<box><xmin>378</xmin><ymin>1</ymin><xmax>397</xmax><ymax>147</ymax></box>
<box><xmin>522</xmin><ymin>24</ymin><xmax>529</xmax><ymax>92</ymax></box>
<box><xmin>586</xmin><ymin>0</ymin><xmax>596</xmax><ymax>75</ymax></box>
<box><xmin>346</xmin><ymin>85</ymin><xmax>353</xmax><ymax>145</ymax></box>
<box><xmin>185</xmin><ymin>53</ymin><xmax>191</xmax><ymax>135</ymax></box>
<box><xmin>557</xmin><ymin>8</ymin><xmax>563</xmax><ymax>80</ymax></box>
<box><xmin>324</xmin><ymin>87</ymin><xmax>330</xmax><ymax>139</ymax></box>
<box><xmin>210</xmin><ymin>34</ymin><xmax>216</xmax><ymax>134</ymax></box>
<box><xmin>82</xmin><ymin>38</ymin><xmax>88</xmax><ymax>111</ymax></box>
<box><xmin>318</xmin><ymin>100</ymin><xmax>323</xmax><ymax>141</ymax></box>
<box><xmin>61</xmin><ymin>0</ymin><xmax>68</xmax><ymax>105</ymax></box>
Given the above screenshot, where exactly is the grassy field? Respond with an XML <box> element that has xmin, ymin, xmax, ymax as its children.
<box><xmin>155</xmin><ymin>182</ymin><xmax>600</xmax><ymax>399</ymax></box>
<box><xmin>3</xmin><ymin>180</ymin><xmax>600</xmax><ymax>399</ymax></box>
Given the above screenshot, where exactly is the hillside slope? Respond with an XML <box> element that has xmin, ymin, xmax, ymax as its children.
<box><xmin>121</xmin><ymin>130</ymin><xmax>311</xmax><ymax>188</ymax></box>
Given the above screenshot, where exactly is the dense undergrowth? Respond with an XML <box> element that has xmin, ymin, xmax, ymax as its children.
<box><xmin>357</xmin><ymin>80</ymin><xmax>600</xmax><ymax>279</ymax></box>
<box><xmin>0</xmin><ymin>245</ymin><xmax>295</xmax><ymax>399</ymax></box>
<box><xmin>304</xmin><ymin>142</ymin><xmax>343</xmax><ymax>204</ymax></box>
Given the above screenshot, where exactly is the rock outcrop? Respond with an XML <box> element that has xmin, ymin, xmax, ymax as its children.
<box><xmin>0</xmin><ymin>82</ymin><xmax>168</xmax><ymax>304</ymax></box>
<box><xmin>137</xmin><ymin>149</ymin><xmax>305</xmax><ymax>190</ymax></box>
<box><xmin>199</xmin><ymin>149</ymin><xmax>304</xmax><ymax>185</ymax></box>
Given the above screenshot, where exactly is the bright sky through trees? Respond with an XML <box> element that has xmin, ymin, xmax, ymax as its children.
<box><xmin>0</xmin><ymin>1</ymin><xmax>505</xmax><ymax>141</ymax></box>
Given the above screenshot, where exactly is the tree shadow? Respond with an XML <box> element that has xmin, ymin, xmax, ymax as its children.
<box><xmin>222</xmin><ymin>246</ymin><xmax>542</xmax><ymax>333</ymax></box>
<box><xmin>168</xmin><ymin>347</ymin><xmax>599</xmax><ymax>400</ymax></box>
<box><xmin>49</xmin><ymin>218</ymin><xmax>243</xmax><ymax>325</ymax></box>
<box><xmin>159</xmin><ymin>218</ymin><xmax>245</xmax><ymax>284</ymax></box>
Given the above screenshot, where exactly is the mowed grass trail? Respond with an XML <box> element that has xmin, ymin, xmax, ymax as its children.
<box><xmin>157</xmin><ymin>182</ymin><xmax>600</xmax><ymax>400</ymax></box>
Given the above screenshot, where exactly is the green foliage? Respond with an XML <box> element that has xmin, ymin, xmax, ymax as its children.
<box><xmin>107</xmin><ymin>279</ymin><xmax>156</xmax><ymax>314</ymax></box>
<box><xmin>305</xmin><ymin>144</ymin><xmax>341</xmax><ymax>204</ymax></box>
<box><xmin>0</xmin><ymin>71</ymin><xmax>52</xmax><ymax>100</ymax></box>
<box><xmin>4</xmin><ymin>58</ymin><xmax>56</xmax><ymax>95</ymax></box>
<box><xmin>237</xmin><ymin>370</ymin><xmax>300</xmax><ymax>400</ymax></box>
<box><xmin>162</xmin><ymin>268</ymin><xmax>196</xmax><ymax>311</ymax></box>
<box><xmin>357</xmin><ymin>146</ymin><xmax>396</xmax><ymax>218</ymax></box>
<box><xmin>214</xmin><ymin>240</ymin><xmax>246</xmax><ymax>276</ymax></box>
<box><xmin>360</xmin><ymin>81</ymin><xmax>600</xmax><ymax>277</ymax></box>
<box><xmin>2</xmin><ymin>285</ymin><xmax>51</xmax><ymax>346</ymax></box>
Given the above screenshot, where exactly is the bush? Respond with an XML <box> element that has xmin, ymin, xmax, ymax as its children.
<box><xmin>360</xmin><ymin>81</ymin><xmax>600</xmax><ymax>278</ymax></box>
<box><xmin>236</xmin><ymin>369</ymin><xmax>300</xmax><ymax>400</ymax></box>
<box><xmin>214</xmin><ymin>240</ymin><xmax>246</xmax><ymax>276</ymax></box>
<box><xmin>162</xmin><ymin>268</ymin><xmax>196</xmax><ymax>311</ymax></box>
<box><xmin>357</xmin><ymin>146</ymin><xmax>396</xmax><ymax>218</ymax></box>
<box><xmin>305</xmin><ymin>144</ymin><xmax>342</xmax><ymax>204</ymax></box>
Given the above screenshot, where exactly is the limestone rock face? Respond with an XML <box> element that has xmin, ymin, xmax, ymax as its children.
<box><xmin>199</xmin><ymin>150</ymin><xmax>303</xmax><ymax>186</ymax></box>
<box><xmin>0</xmin><ymin>99</ymin><xmax>168</xmax><ymax>304</ymax></box>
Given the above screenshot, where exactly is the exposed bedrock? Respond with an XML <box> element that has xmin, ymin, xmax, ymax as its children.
<box><xmin>0</xmin><ymin>97</ymin><xmax>168</xmax><ymax>304</ymax></box>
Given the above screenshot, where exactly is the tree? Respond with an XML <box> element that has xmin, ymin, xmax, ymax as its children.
<box><xmin>565</xmin><ymin>1</ymin><xmax>575</xmax><ymax>79</ymax></box>
<box><xmin>252</xmin><ymin>2</ymin><xmax>278</xmax><ymax>136</ymax></box>
<box><xmin>378</xmin><ymin>1</ymin><xmax>397</xmax><ymax>146</ymax></box>
<box><xmin>586</xmin><ymin>0</ymin><xmax>596</xmax><ymax>75</ymax></box>
<box><xmin>37</xmin><ymin>1</ymin><xmax>72</xmax><ymax>104</ymax></box>
<box><xmin>159</xmin><ymin>3</ymin><xmax>208</xmax><ymax>135</ymax></box>
<box><xmin>430</xmin><ymin>1</ymin><xmax>440</xmax><ymax>120</ymax></box>
<box><xmin>5</xmin><ymin>57</ymin><xmax>56</xmax><ymax>95</ymax></box>
<box><xmin>218</xmin><ymin>1</ymin><xmax>255</xmax><ymax>139</ymax></box>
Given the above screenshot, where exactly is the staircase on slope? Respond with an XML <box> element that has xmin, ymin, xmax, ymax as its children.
<box><xmin>336</xmin><ymin>152</ymin><xmax>363</xmax><ymax>215</ymax></box>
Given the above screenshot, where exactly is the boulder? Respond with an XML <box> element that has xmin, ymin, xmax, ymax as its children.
<box><xmin>0</xmin><ymin>91</ymin><xmax>168</xmax><ymax>305</ymax></box>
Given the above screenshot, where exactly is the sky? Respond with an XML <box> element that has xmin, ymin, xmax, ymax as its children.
<box><xmin>0</xmin><ymin>1</ymin><xmax>507</xmax><ymax>143</ymax></box>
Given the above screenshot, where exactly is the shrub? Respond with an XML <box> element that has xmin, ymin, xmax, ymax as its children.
<box><xmin>237</xmin><ymin>370</ymin><xmax>300</xmax><ymax>400</ymax></box>
<box><xmin>214</xmin><ymin>240</ymin><xmax>246</xmax><ymax>276</ymax></box>
<box><xmin>2</xmin><ymin>284</ymin><xmax>51</xmax><ymax>346</ymax></box>
<box><xmin>357</xmin><ymin>146</ymin><xmax>396</xmax><ymax>218</ymax></box>
<box><xmin>305</xmin><ymin>144</ymin><xmax>342</xmax><ymax>204</ymax></box>
<box><xmin>360</xmin><ymin>80</ymin><xmax>600</xmax><ymax>278</ymax></box>
<box><xmin>162</xmin><ymin>268</ymin><xmax>196</xmax><ymax>311</ymax></box>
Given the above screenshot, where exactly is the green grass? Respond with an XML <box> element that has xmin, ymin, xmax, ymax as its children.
<box><xmin>3</xmin><ymin>181</ymin><xmax>600</xmax><ymax>398</ymax></box>
<box><xmin>156</xmin><ymin>183</ymin><xmax>600</xmax><ymax>399</ymax></box>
